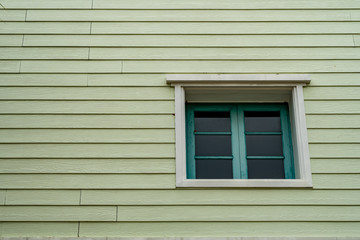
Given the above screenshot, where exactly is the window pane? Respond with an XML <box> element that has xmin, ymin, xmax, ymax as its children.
<box><xmin>246</xmin><ymin>135</ymin><xmax>283</xmax><ymax>156</ymax></box>
<box><xmin>245</xmin><ymin>111</ymin><xmax>281</xmax><ymax>132</ymax></box>
<box><xmin>196</xmin><ymin>159</ymin><xmax>233</xmax><ymax>179</ymax></box>
<box><xmin>195</xmin><ymin>111</ymin><xmax>231</xmax><ymax>132</ymax></box>
<box><xmin>247</xmin><ymin>159</ymin><xmax>285</xmax><ymax>179</ymax></box>
<box><xmin>195</xmin><ymin>135</ymin><xmax>232</xmax><ymax>156</ymax></box>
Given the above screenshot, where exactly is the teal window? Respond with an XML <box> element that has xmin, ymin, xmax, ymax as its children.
<box><xmin>186</xmin><ymin>103</ymin><xmax>294</xmax><ymax>179</ymax></box>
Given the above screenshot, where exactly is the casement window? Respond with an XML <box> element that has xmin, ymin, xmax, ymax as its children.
<box><xmin>167</xmin><ymin>74</ymin><xmax>312</xmax><ymax>188</ymax></box>
<box><xmin>186</xmin><ymin>103</ymin><xmax>294</xmax><ymax>180</ymax></box>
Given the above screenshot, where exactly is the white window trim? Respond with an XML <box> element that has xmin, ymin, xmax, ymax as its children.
<box><xmin>167</xmin><ymin>74</ymin><xmax>312</xmax><ymax>188</ymax></box>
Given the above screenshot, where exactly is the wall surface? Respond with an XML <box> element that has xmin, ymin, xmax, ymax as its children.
<box><xmin>0</xmin><ymin>0</ymin><xmax>360</xmax><ymax>237</ymax></box>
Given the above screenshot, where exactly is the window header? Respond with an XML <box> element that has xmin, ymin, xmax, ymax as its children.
<box><xmin>167</xmin><ymin>74</ymin><xmax>311</xmax><ymax>86</ymax></box>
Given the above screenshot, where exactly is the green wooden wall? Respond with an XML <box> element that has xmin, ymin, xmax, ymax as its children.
<box><xmin>0</xmin><ymin>0</ymin><xmax>359</xmax><ymax>237</ymax></box>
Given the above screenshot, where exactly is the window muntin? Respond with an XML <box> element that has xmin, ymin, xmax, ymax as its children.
<box><xmin>186</xmin><ymin>103</ymin><xmax>294</xmax><ymax>180</ymax></box>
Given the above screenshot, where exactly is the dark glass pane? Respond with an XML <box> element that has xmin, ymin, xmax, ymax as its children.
<box><xmin>247</xmin><ymin>159</ymin><xmax>285</xmax><ymax>179</ymax></box>
<box><xmin>245</xmin><ymin>111</ymin><xmax>281</xmax><ymax>132</ymax></box>
<box><xmin>195</xmin><ymin>111</ymin><xmax>231</xmax><ymax>132</ymax></box>
<box><xmin>196</xmin><ymin>159</ymin><xmax>233</xmax><ymax>179</ymax></box>
<box><xmin>195</xmin><ymin>135</ymin><xmax>232</xmax><ymax>156</ymax></box>
<box><xmin>246</xmin><ymin>135</ymin><xmax>283</xmax><ymax>156</ymax></box>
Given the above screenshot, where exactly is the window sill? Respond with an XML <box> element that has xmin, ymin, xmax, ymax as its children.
<box><xmin>177</xmin><ymin>179</ymin><xmax>313</xmax><ymax>188</ymax></box>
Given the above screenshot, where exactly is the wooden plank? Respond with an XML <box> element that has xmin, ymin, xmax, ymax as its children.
<box><xmin>81</xmin><ymin>189</ymin><xmax>360</xmax><ymax>205</ymax></box>
<box><xmin>26</xmin><ymin>10</ymin><xmax>354</xmax><ymax>21</ymax></box>
<box><xmin>0</xmin><ymin>159</ymin><xmax>175</xmax><ymax>174</ymax></box>
<box><xmin>0</xmin><ymin>74</ymin><xmax>88</xmax><ymax>86</ymax></box>
<box><xmin>0</xmin><ymin>22</ymin><xmax>91</xmax><ymax>34</ymax></box>
<box><xmin>0</xmin><ymin>174</ymin><xmax>175</xmax><ymax>189</ymax></box>
<box><xmin>0</xmin><ymin>0</ymin><xmax>92</xmax><ymax>9</ymax></box>
<box><xmin>0</xmin><ymin>61</ymin><xmax>20</xmax><ymax>73</ymax></box>
<box><xmin>304</xmin><ymin>87</ymin><xmax>360</xmax><ymax>100</ymax></box>
<box><xmin>20</xmin><ymin>60</ymin><xmax>122</xmax><ymax>73</ymax></box>
<box><xmin>0</xmin><ymin>190</ymin><xmax>5</xmax><ymax>205</ymax></box>
<box><xmin>308</xmin><ymin>129</ymin><xmax>360</xmax><ymax>143</ymax></box>
<box><xmin>115</xmin><ymin>206</ymin><xmax>360</xmax><ymax>221</ymax></box>
<box><xmin>88</xmin><ymin>74</ymin><xmax>167</xmax><ymax>86</ymax></box>
<box><xmin>310</xmin><ymin>144</ymin><xmax>360</xmax><ymax>158</ymax></box>
<box><xmin>0</xmin><ymin>129</ymin><xmax>175</xmax><ymax>143</ymax></box>
<box><xmin>90</xmin><ymin>47</ymin><xmax>360</xmax><ymax>60</ymax></box>
<box><xmin>312</xmin><ymin>159</ymin><xmax>360</xmax><ymax>173</ymax></box>
<box><xmin>355</xmin><ymin>35</ymin><xmax>360</xmax><ymax>46</ymax></box>
<box><xmin>122</xmin><ymin>60</ymin><xmax>360</xmax><ymax>73</ymax></box>
<box><xmin>91</xmin><ymin>22</ymin><xmax>360</xmax><ymax>34</ymax></box>
<box><xmin>306</xmin><ymin>115</ymin><xmax>360</xmax><ymax>128</ymax></box>
<box><xmin>0</xmin><ymin>87</ymin><xmax>173</xmax><ymax>100</ymax></box>
<box><xmin>0</xmin><ymin>47</ymin><xmax>89</xmax><ymax>60</ymax></box>
<box><xmin>0</xmin><ymin>206</ymin><xmax>116</xmax><ymax>221</ymax></box>
<box><xmin>305</xmin><ymin>101</ymin><xmax>360</xmax><ymax>114</ymax></box>
<box><xmin>79</xmin><ymin>222</ymin><xmax>360</xmax><ymax>237</ymax></box>
<box><xmin>310</xmin><ymin>73</ymin><xmax>360</xmax><ymax>86</ymax></box>
<box><xmin>6</xmin><ymin>190</ymin><xmax>80</xmax><ymax>205</ymax></box>
<box><xmin>23</xmin><ymin>35</ymin><xmax>355</xmax><ymax>47</ymax></box>
<box><xmin>0</xmin><ymin>35</ymin><xmax>23</xmax><ymax>46</ymax></box>
<box><xmin>0</xmin><ymin>10</ymin><xmax>26</xmax><ymax>21</ymax></box>
<box><xmin>1</xmin><ymin>222</ymin><xmax>79</xmax><ymax>237</ymax></box>
<box><xmin>92</xmin><ymin>0</ymin><xmax>360</xmax><ymax>10</ymax></box>
<box><xmin>0</xmin><ymin>115</ymin><xmax>174</xmax><ymax>128</ymax></box>
<box><xmin>313</xmin><ymin>174</ymin><xmax>360</xmax><ymax>189</ymax></box>
<box><xmin>0</xmin><ymin>143</ymin><xmax>175</xmax><ymax>158</ymax></box>
<box><xmin>0</xmin><ymin>101</ymin><xmax>174</xmax><ymax>114</ymax></box>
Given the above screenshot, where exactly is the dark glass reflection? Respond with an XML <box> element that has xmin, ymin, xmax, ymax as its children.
<box><xmin>196</xmin><ymin>159</ymin><xmax>233</xmax><ymax>179</ymax></box>
<box><xmin>247</xmin><ymin>159</ymin><xmax>285</xmax><ymax>179</ymax></box>
<box><xmin>195</xmin><ymin>111</ymin><xmax>231</xmax><ymax>132</ymax></box>
<box><xmin>246</xmin><ymin>135</ymin><xmax>283</xmax><ymax>156</ymax></box>
<box><xmin>245</xmin><ymin>111</ymin><xmax>281</xmax><ymax>132</ymax></box>
<box><xmin>195</xmin><ymin>135</ymin><xmax>232</xmax><ymax>156</ymax></box>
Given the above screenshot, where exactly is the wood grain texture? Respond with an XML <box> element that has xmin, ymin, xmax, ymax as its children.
<box><xmin>308</xmin><ymin>129</ymin><xmax>360</xmax><ymax>143</ymax></box>
<box><xmin>0</xmin><ymin>129</ymin><xmax>175</xmax><ymax>143</ymax></box>
<box><xmin>0</xmin><ymin>0</ymin><xmax>92</xmax><ymax>9</ymax></box>
<box><xmin>0</xmin><ymin>206</ymin><xmax>117</xmax><ymax>221</ymax></box>
<box><xmin>79</xmin><ymin>222</ymin><xmax>360</xmax><ymax>237</ymax></box>
<box><xmin>0</xmin><ymin>47</ymin><xmax>89</xmax><ymax>60</ymax></box>
<box><xmin>23</xmin><ymin>35</ymin><xmax>355</xmax><ymax>47</ymax></box>
<box><xmin>0</xmin><ymin>101</ymin><xmax>174</xmax><ymax>114</ymax></box>
<box><xmin>310</xmin><ymin>144</ymin><xmax>360</xmax><ymax>158</ymax></box>
<box><xmin>92</xmin><ymin>0</ymin><xmax>360</xmax><ymax>10</ymax></box>
<box><xmin>0</xmin><ymin>22</ymin><xmax>91</xmax><ymax>34</ymax></box>
<box><xmin>304</xmin><ymin>87</ymin><xmax>360</xmax><ymax>100</ymax></box>
<box><xmin>305</xmin><ymin>101</ymin><xmax>360</xmax><ymax>114</ymax></box>
<box><xmin>0</xmin><ymin>10</ymin><xmax>26</xmax><ymax>21</ymax></box>
<box><xmin>0</xmin><ymin>87</ymin><xmax>173</xmax><ymax>100</ymax></box>
<box><xmin>0</xmin><ymin>190</ymin><xmax>5</xmax><ymax>205</ymax></box>
<box><xmin>0</xmin><ymin>174</ymin><xmax>175</xmax><ymax>189</ymax></box>
<box><xmin>90</xmin><ymin>47</ymin><xmax>360</xmax><ymax>60</ymax></box>
<box><xmin>0</xmin><ymin>74</ymin><xmax>88</xmax><ymax>86</ymax></box>
<box><xmin>0</xmin><ymin>159</ymin><xmax>175</xmax><ymax>173</ymax></box>
<box><xmin>0</xmin><ymin>143</ymin><xmax>175</xmax><ymax>158</ymax></box>
<box><xmin>81</xmin><ymin>189</ymin><xmax>360</xmax><ymax>205</ymax></box>
<box><xmin>312</xmin><ymin>174</ymin><xmax>360</xmax><ymax>189</ymax></box>
<box><xmin>306</xmin><ymin>115</ymin><xmax>360</xmax><ymax>128</ymax></box>
<box><xmin>0</xmin><ymin>61</ymin><xmax>20</xmax><ymax>73</ymax></box>
<box><xmin>91</xmin><ymin>22</ymin><xmax>360</xmax><ymax>34</ymax></box>
<box><xmin>0</xmin><ymin>222</ymin><xmax>79</xmax><ymax>237</ymax></box>
<box><xmin>0</xmin><ymin>35</ymin><xmax>24</xmax><ymax>47</ymax></box>
<box><xmin>312</xmin><ymin>159</ymin><xmax>360</xmax><ymax>173</ymax></box>
<box><xmin>122</xmin><ymin>60</ymin><xmax>360</xmax><ymax>73</ymax></box>
<box><xmin>115</xmin><ymin>206</ymin><xmax>360</xmax><ymax>221</ymax></box>
<box><xmin>0</xmin><ymin>115</ymin><xmax>174</xmax><ymax>128</ymax></box>
<box><xmin>5</xmin><ymin>190</ymin><xmax>81</xmax><ymax>205</ymax></box>
<box><xmin>25</xmin><ymin>10</ymin><xmax>356</xmax><ymax>22</ymax></box>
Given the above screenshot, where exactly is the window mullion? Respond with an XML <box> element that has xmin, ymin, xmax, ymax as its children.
<box><xmin>237</xmin><ymin>105</ymin><xmax>248</xmax><ymax>179</ymax></box>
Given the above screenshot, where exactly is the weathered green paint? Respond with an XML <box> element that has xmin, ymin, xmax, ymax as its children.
<box><xmin>0</xmin><ymin>0</ymin><xmax>359</xmax><ymax>237</ymax></box>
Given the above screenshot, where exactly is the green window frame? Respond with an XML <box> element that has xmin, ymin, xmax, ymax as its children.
<box><xmin>186</xmin><ymin>103</ymin><xmax>295</xmax><ymax>179</ymax></box>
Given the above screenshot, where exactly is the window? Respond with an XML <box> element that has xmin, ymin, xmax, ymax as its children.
<box><xmin>186</xmin><ymin>103</ymin><xmax>294</xmax><ymax>180</ymax></box>
<box><xmin>167</xmin><ymin>74</ymin><xmax>312</xmax><ymax>187</ymax></box>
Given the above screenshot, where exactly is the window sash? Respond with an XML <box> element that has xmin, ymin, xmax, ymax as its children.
<box><xmin>186</xmin><ymin>103</ymin><xmax>294</xmax><ymax>180</ymax></box>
